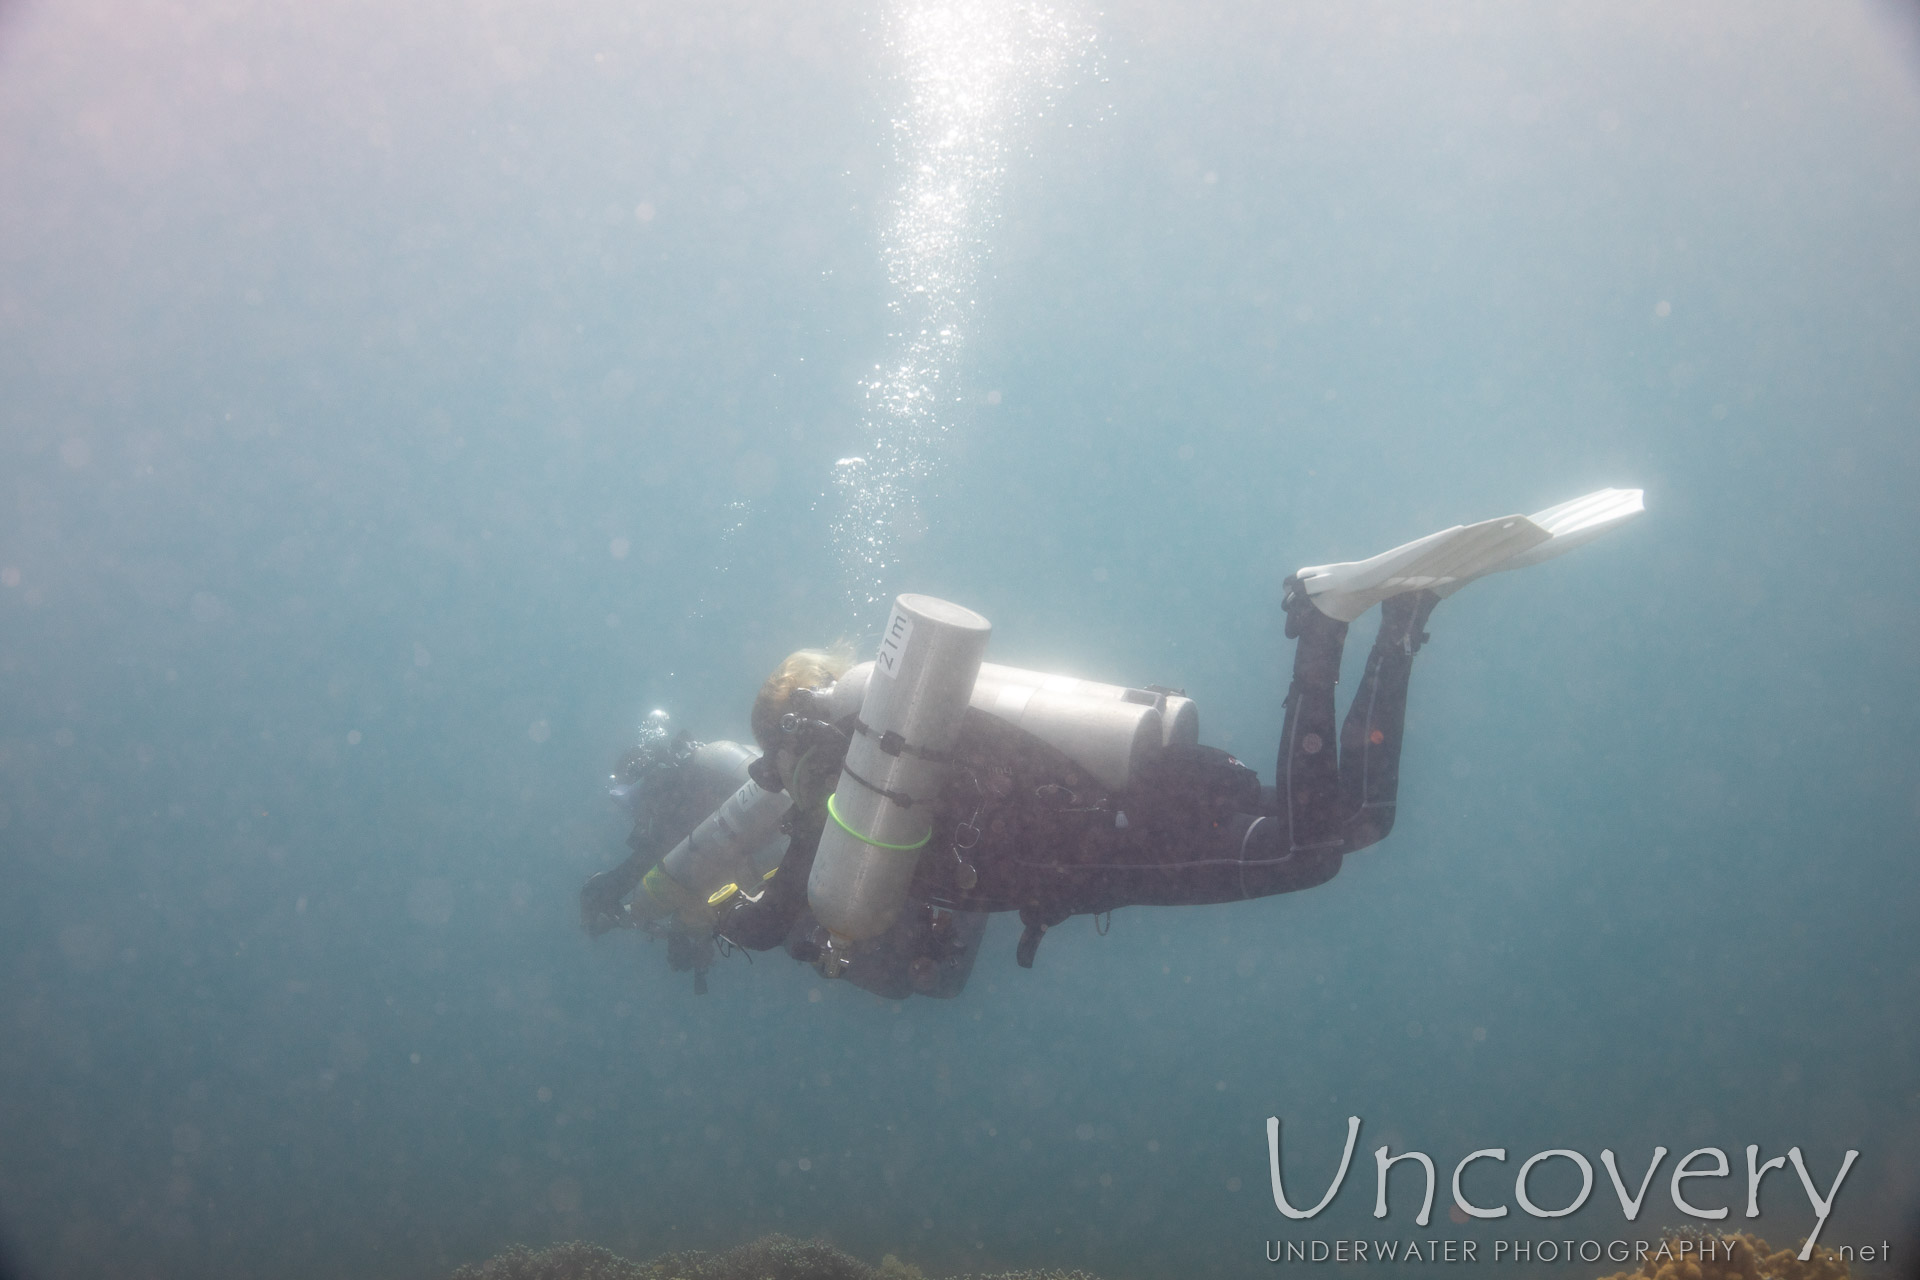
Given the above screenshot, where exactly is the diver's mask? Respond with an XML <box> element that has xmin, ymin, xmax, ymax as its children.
<box><xmin>785</xmin><ymin>684</ymin><xmax>833</xmax><ymax>722</ymax></box>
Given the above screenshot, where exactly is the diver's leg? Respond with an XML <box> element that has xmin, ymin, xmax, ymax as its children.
<box><xmin>1227</xmin><ymin>811</ymin><xmax>1345</xmax><ymax>899</ymax></box>
<box><xmin>1337</xmin><ymin>588</ymin><xmax>1439</xmax><ymax>851</ymax></box>
<box><xmin>1278</xmin><ymin>576</ymin><xmax>1351</xmax><ymax>854</ymax></box>
<box><xmin>1038</xmin><ymin>813</ymin><xmax>1345</xmax><ymax>910</ymax></box>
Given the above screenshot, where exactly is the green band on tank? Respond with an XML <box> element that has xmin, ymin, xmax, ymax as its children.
<box><xmin>826</xmin><ymin>792</ymin><xmax>931</xmax><ymax>852</ymax></box>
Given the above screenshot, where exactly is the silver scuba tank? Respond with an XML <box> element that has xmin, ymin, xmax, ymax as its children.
<box><xmin>658</xmin><ymin>773</ymin><xmax>793</xmax><ymax>902</ymax></box>
<box><xmin>808</xmin><ymin>595</ymin><xmax>991</xmax><ymax>942</ymax></box>
<box><xmin>683</xmin><ymin>739</ymin><xmax>761</xmax><ymax>803</ymax></box>
<box><xmin>972</xmin><ymin>663</ymin><xmax>1197</xmax><ymax>791</ymax></box>
<box><xmin>826</xmin><ymin>661</ymin><xmax>1198</xmax><ymax>792</ymax></box>
<box><xmin>985</xmin><ymin>665</ymin><xmax>1199</xmax><ymax>752</ymax></box>
<box><xmin>630</xmin><ymin>741</ymin><xmax>793</xmax><ymax>923</ymax></box>
<box><xmin>610</xmin><ymin>713</ymin><xmax>752</xmax><ymax>818</ymax></box>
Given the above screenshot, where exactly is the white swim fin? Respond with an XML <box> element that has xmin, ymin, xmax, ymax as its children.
<box><xmin>1292</xmin><ymin>487</ymin><xmax>1645</xmax><ymax>622</ymax></box>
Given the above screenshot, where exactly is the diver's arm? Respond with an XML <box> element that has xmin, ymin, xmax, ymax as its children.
<box><xmin>583</xmin><ymin>732</ymin><xmax>739</xmax><ymax>936</ymax></box>
<box><xmin>715</xmin><ymin>809</ymin><xmax>824</xmax><ymax>951</ymax></box>
<box><xmin>579</xmin><ymin>825</ymin><xmax>673</xmax><ymax>935</ymax></box>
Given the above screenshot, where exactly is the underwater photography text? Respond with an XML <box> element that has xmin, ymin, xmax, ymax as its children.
<box><xmin>1264</xmin><ymin>1116</ymin><xmax>1862</xmax><ymax>1261</ymax></box>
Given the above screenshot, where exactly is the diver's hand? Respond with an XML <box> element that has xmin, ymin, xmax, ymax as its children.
<box><xmin>579</xmin><ymin>870</ymin><xmax>631</xmax><ymax>936</ymax></box>
<box><xmin>786</xmin><ymin>740</ymin><xmax>848</xmax><ymax>812</ymax></box>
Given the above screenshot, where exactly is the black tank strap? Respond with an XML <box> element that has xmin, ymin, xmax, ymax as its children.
<box><xmin>839</xmin><ymin>758</ymin><xmax>915</xmax><ymax>810</ymax></box>
<box><xmin>850</xmin><ymin>717</ymin><xmax>954</xmax><ymax>765</ymax></box>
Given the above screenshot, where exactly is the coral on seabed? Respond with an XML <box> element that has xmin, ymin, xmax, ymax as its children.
<box><xmin>1592</xmin><ymin>1230</ymin><xmax>1850</xmax><ymax>1280</ymax></box>
<box><xmin>446</xmin><ymin>1234</ymin><xmax>1106</xmax><ymax>1280</ymax></box>
<box><xmin>448</xmin><ymin>1241</ymin><xmax>645</xmax><ymax>1280</ymax></box>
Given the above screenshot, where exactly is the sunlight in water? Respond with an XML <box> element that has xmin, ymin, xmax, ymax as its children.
<box><xmin>832</xmin><ymin>0</ymin><xmax>1096</xmax><ymax>611</ymax></box>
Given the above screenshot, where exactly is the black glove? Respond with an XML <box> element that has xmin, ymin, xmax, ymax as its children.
<box><xmin>579</xmin><ymin>869</ymin><xmax>633</xmax><ymax>936</ymax></box>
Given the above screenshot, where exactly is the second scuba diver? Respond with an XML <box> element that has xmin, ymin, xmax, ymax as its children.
<box><xmin>579</xmin><ymin>488</ymin><xmax>1645</xmax><ymax>999</ymax></box>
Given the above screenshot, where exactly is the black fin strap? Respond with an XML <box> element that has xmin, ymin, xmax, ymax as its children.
<box><xmin>1016</xmin><ymin>905</ymin><xmax>1069</xmax><ymax>969</ymax></box>
<box><xmin>1016</xmin><ymin>919</ymin><xmax>1045</xmax><ymax>969</ymax></box>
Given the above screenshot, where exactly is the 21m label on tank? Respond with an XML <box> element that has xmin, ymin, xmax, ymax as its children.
<box><xmin>876</xmin><ymin>605</ymin><xmax>914</xmax><ymax>679</ymax></box>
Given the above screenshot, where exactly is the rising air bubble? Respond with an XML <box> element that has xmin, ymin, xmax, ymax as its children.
<box><xmin>829</xmin><ymin>0</ymin><xmax>1098</xmax><ymax>610</ymax></box>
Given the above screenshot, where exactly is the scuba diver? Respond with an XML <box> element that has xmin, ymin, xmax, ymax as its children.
<box><xmin>578</xmin><ymin>709</ymin><xmax>765</xmax><ymax>990</ymax></box>
<box><xmin>580</xmin><ymin>488</ymin><xmax>1644</xmax><ymax>1000</ymax></box>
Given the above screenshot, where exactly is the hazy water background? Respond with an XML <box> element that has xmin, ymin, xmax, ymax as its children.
<box><xmin>3</xmin><ymin>3</ymin><xmax>1918</xmax><ymax>1277</ymax></box>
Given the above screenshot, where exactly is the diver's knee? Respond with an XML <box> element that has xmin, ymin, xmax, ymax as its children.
<box><xmin>1343</xmin><ymin>803</ymin><xmax>1397</xmax><ymax>852</ymax></box>
<box><xmin>1293</xmin><ymin>850</ymin><xmax>1343</xmax><ymax>892</ymax></box>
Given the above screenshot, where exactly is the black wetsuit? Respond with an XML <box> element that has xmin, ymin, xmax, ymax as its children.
<box><xmin>718</xmin><ymin>591</ymin><xmax>1434</xmax><ymax>971</ymax></box>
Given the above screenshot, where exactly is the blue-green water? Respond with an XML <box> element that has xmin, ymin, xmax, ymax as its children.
<box><xmin>2</xmin><ymin>3</ymin><xmax>1917</xmax><ymax>1278</ymax></box>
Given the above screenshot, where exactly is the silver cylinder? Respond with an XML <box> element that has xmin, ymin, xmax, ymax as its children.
<box><xmin>975</xmin><ymin>680</ymin><xmax>1156</xmax><ymax>791</ymax></box>
<box><xmin>980</xmin><ymin>663</ymin><xmax>1192</xmax><ymax>790</ymax></box>
<box><xmin>684</xmin><ymin>739</ymin><xmax>759</xmax><ymax>806</ymax></box>
<box><xmin>630</xmin><ymin>742</ymin><xmax>791</xmax><ymax>923</ymax></box>
<box><xmin>826</xmin><ymin>660</ymin><xmax>1198</xmax><ymax>791</ymax></box>
<box><xmin>658</xmin><ymin>775</ymin><xmax>794</xmax><ymax>903</ymax></box>
<box><xmin>687</xmin><ymin>738</ymin><xmax>755</xmax><ymax>779</ymax></box>
<box><xmin>809</xmin><ymin>595</ymin><xmax>991</xmax><ymax>941</ymax></box>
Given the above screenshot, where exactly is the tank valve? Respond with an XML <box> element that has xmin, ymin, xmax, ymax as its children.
<box><xmin>814</xmin><ymin>931</ymin><xmax>852</xmax><ymax>980</ymax></box>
